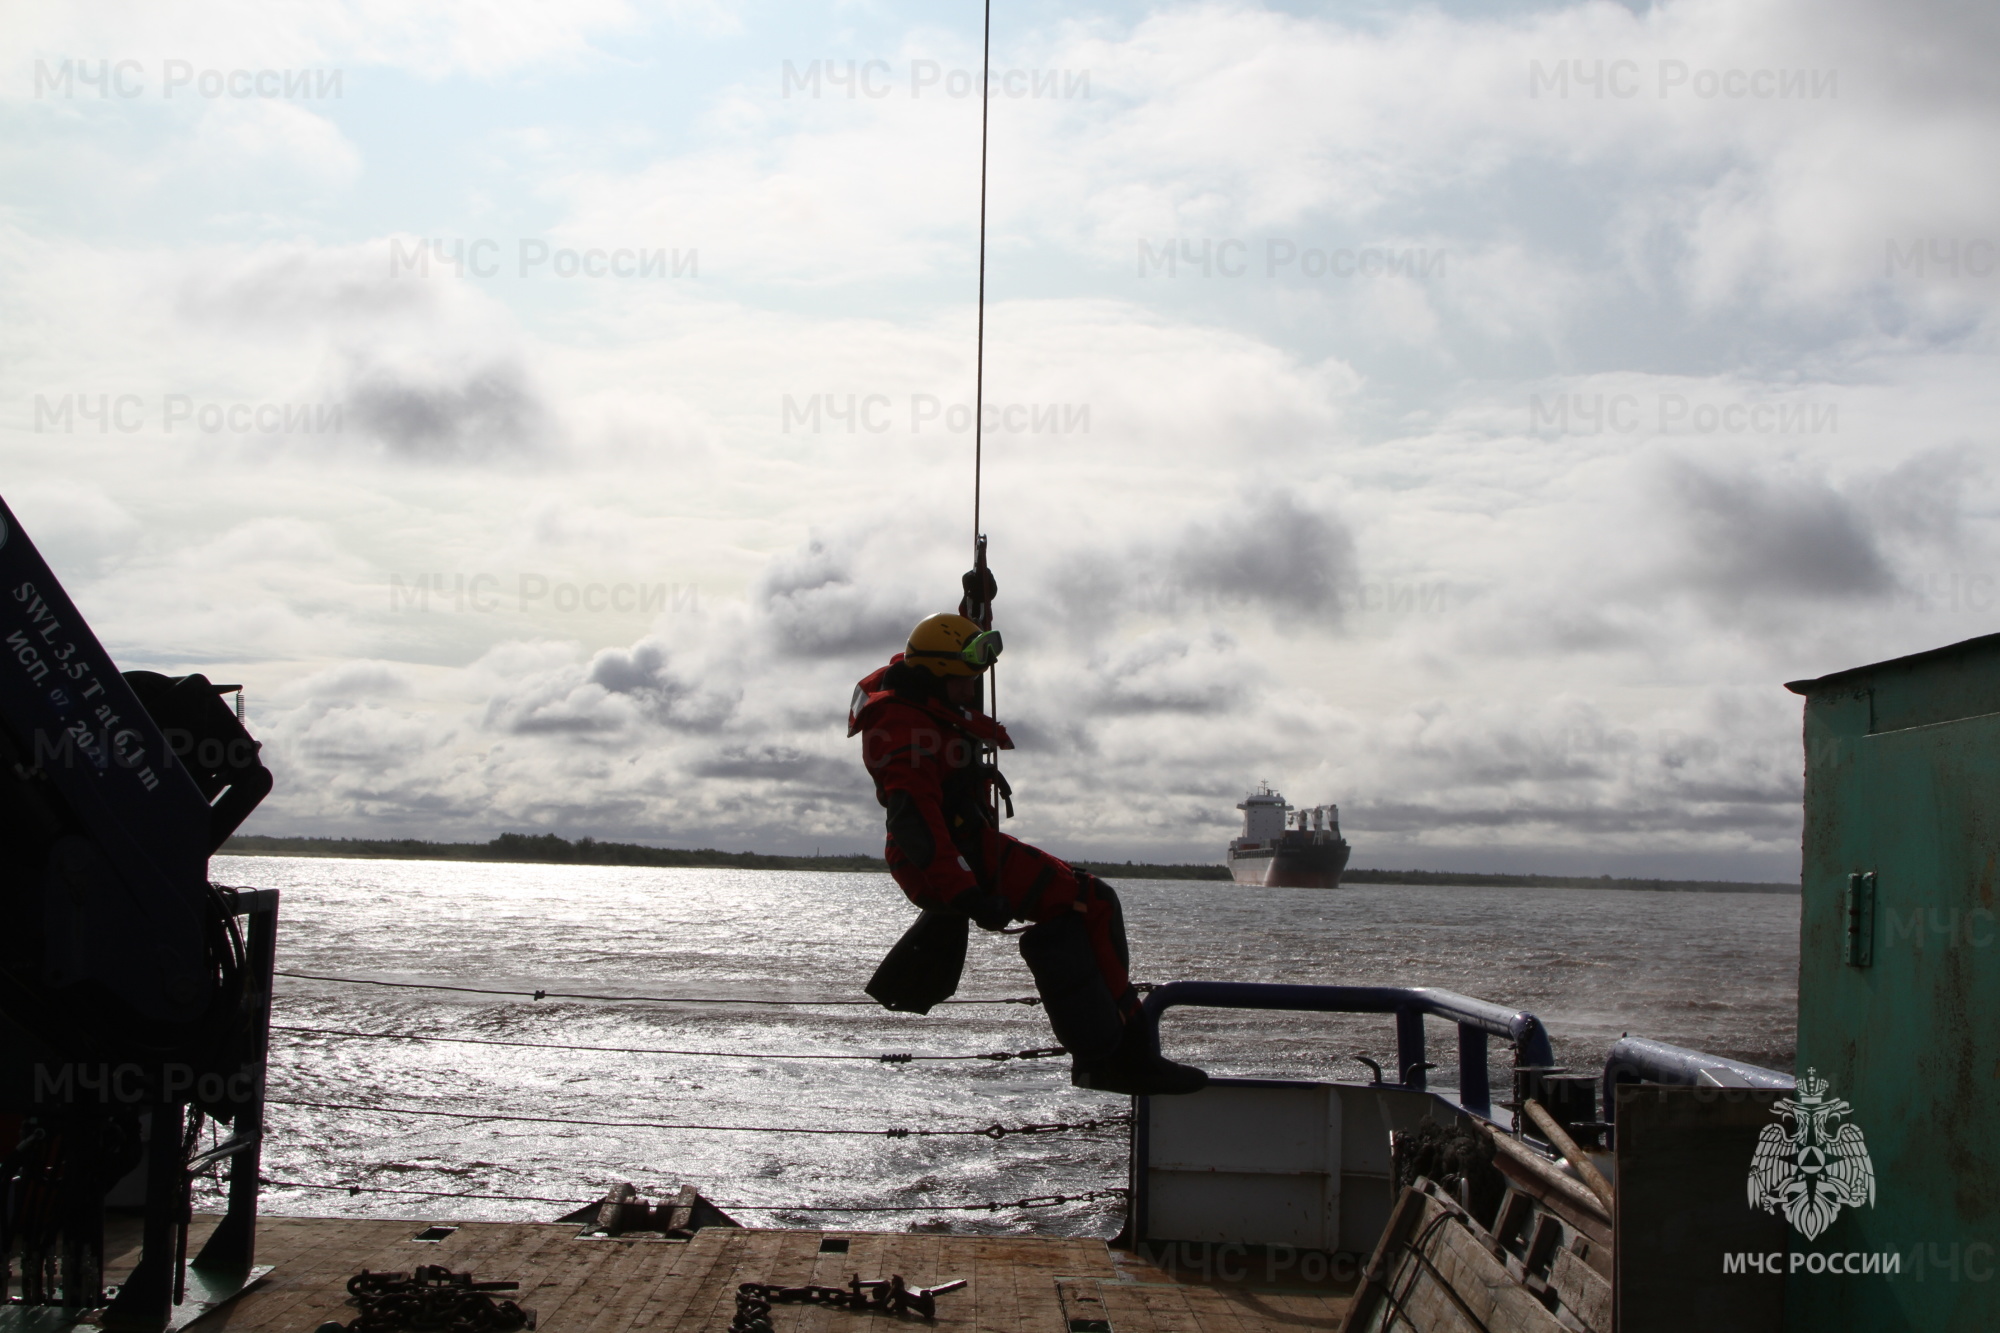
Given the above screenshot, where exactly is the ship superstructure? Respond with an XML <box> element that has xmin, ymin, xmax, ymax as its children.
<box><xmin>1225</xmin><ymin>783</ymin><xmax>1351</xmax><ymax>888</ymax></box>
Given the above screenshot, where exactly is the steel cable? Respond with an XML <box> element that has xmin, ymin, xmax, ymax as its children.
<box><xmin>971</xmin><ymin>0</ymin><xmax>992</xmax><ymax>553</ymax></box>
<box><xmin>265</xmin><ymin>1098</ymin><xmax>1129</xmax><ymax>1140</ymax></box>
<box><xmin>271</xmin><ymin>1023</ymin><xmax>1066</xmax><ymax>1064</ymax></box>
<box><xmin>258</xmin><ymin>1176</ymin><xmax>1126</xmax><ymax>1213</ymax></box>
<box><xmin>274</xmin><ymin>970</ymin><xmax>1043</xmax><ymax>1006</ymax></box>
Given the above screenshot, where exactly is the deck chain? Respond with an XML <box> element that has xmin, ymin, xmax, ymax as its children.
<box><xmin>320</xmin><ymin>1265</ymin><xmax>534</xmax><ymax>1333</ymax></box>
<box><xmin>730</xmin><ymin>1276</ymin><xmax>966</xmax><ymax>1333</ymax></box>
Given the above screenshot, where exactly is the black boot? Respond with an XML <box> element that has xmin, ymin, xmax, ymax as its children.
<box><xmin>1071</xmin><ymin>1022</ymin><xmax>1209</xmax><ymax>1096</ymax></box>
<box><xmin>864</xmin><ymin>908</ymin><xmax>968</xmax><ymax>1014</ymax></box>
<box><xmin>1018</xmin><ymin>914</ymin><xmax>1123</xmax><ymax>1068</ymax></box>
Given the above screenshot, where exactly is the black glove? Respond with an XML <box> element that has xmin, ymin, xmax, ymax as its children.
<box><xmin>958</xmin><ymin>567</ymin><xmax>997</xmax><ymax>621</ymax></box>
<box><xmin>951</xmin><ymin>887</ymin><xmax>1014</xmax><ymax>931</ymax></box>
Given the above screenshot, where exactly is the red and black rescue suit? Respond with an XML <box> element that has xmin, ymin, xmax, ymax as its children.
<box><xmin>849</xmin><ymin>656</ymin><xmax>1140</xmax><ymax>1054</ymax></box>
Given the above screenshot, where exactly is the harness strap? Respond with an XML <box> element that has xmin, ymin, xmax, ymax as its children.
<box><xmin>1018</xmin><ymin>863</ymin><xmax>1054</xmax><ymax>918</ymax></box>
<box><xmin>986</xmin><ymin>764</ymin><xmax>1014</xmax><ymax>819</ymax></box>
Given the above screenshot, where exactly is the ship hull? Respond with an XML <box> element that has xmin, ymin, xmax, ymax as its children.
<box><xmin>1227</xmin><ymin>839</ymin><xmax>1350</xmax><ymax>889</ymax></box>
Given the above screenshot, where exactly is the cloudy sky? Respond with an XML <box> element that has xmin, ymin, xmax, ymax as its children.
<box><xmin>4</xmin><ymin>0</ymin><xmax>1995</xmax><ymax>879</ymax></box>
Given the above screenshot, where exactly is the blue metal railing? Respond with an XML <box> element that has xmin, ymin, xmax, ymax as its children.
<box><xmin>1600</xmin><ymin>1036</ymin><xmax>1793</xmax><ymax>1122</ymax></box>
<box><xmin>1136</xmin><ymin>981</ymin><xmax>1555</xmax><ymax>1117</ymax></box>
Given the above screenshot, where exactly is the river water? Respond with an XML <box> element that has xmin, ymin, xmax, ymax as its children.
<box><xmin>212</xmin><ymin>854</ymin><xmax>1799</xmax><ymax>1237</ymax></box>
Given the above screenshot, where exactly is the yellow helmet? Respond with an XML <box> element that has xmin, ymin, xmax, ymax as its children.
<box><xmin>905</xmin><ymin>613</ymin><xmax>1004</xmax><ymax>677</ymax></box>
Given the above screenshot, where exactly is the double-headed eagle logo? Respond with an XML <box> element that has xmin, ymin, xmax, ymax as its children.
<box><xmin>1747</xmin><ymin>1067</ymin><xmax>1875</xmax><ymax>1240</ymax></box>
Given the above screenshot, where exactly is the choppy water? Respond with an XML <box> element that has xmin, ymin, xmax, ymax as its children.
<box><xmin>212</xmin><ymin>855</ymin><xmax>1799</xmax><ymax>1237</ymax></box>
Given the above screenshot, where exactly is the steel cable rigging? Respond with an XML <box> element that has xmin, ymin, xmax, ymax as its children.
<box><xmin>968</xmin><ymin>0</ymin><xmax>1001</xmax><ymax>764</ymax></box>
<box><xmin>253</xmin><ymin>1176</ymin><xmax>1128</xmax><ymax>1214</ymax></box>
<box><xmin>263</xmin><ymin>1097</ymin><xmax>1130</xmax><ymax>1140</ymax></box>
<box><xmin>273</xmin><ymin>969</ymin><xmax>1047</xmax><ymax>1006</ymax></box>
<box><xmin>271</xmin><ymin>1023</ymin><xmax>1066</xmax><ymax>1063</ymax></box>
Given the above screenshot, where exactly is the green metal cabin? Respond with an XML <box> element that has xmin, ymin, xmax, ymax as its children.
<box><xmin>1788</xmin><ymin>632</ymin><xmax>2000</xmax><ymax>1329</ymax></box>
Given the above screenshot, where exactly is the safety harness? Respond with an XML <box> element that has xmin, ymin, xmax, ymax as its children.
<box><xmin>848</xmin><ymin>659</ymin><xmax>1016</xmax><ymax>836</ymax></box>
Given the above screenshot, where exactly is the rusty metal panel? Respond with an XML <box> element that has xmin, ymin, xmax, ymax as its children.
<box><xmin>1789</xmin><ymin>636</ymin><xmax>2000</xmax><ymax>1331</ymax></box>
<box><xmin>1615</xmin><ymin>1085</ymin><xmax>1788</xmax><ymax>1332</ymax></box>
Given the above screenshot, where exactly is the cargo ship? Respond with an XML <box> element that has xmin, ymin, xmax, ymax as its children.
<box><xmin>1226</xmin><ymin>784</ymin><xmax>1351</xmax><ymax>887</ymax></box>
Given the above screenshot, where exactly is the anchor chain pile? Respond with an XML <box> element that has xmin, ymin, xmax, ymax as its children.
<box><xmin>316</xmin><ymin>1265</ymin><xmax>535</xmax><ymax>1333</ymax></box>
<box><xmin>730</xmin><ymin>1276</ymin><xmax>966</xmax><ymax>1333</ymax></box>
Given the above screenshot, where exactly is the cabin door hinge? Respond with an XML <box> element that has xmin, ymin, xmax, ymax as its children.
<box><xmin>1844</xmin><ymin>871</ymin><xmax>1875</xmax><ymax>967</ymax></box>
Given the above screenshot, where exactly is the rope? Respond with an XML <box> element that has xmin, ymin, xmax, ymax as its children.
<box><xmin>273</xmin><ymin>970</ymin><xmax>1042</xmax><ymax>1007</ymax></box>
<box><xmin>972</xmin><ymin>0</ymin><xmax>992</xmax><ymax>552</ymax></box>
<box><xmin>260</xmin><ymin>1178</ymin><xmax>587</xmax><ymax>1205</ymax></box>
<box><xmin>1390</xmin><ymin>1207</ymin><xmax>1491</xmax><ymax>1333</ymax></box>
<box><xmin>972</xmin><ymin>0</ymin><xmax>997</xmax><ymax>730</ymax></box>
<box><xmin>730</xmin><ymin>1188</ymin><xmax>1127</xmax><ymax>1214</ymax></box>
<box><xmin>265</xmin><ymin>1099</ymin><xmax>1129</xmax><ymax>1140</ymax></box>
<box><xmin>260</xmin><ymin>1177</ymin><xmax>1126</xmax><ymax>1214</ymax></box>
<box><xmin>270</xmin><ymin>1024</ymin><xmax>1066</xmax><ymax>1064</ymax></box>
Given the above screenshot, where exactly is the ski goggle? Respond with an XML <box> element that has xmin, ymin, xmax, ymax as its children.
<box><xmin>910</xmin><ymin>629</ymin><xmax>1004</xmax><ymax>671</ymax></box>
<box><xmin>961</xmin><ymin>629</ymin><xmax>1004</xmax><ymax>668</ymax></box>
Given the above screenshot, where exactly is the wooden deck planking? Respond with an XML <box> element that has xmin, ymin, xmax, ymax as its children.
<box><xmin>516</xmin><ymin>1229</ymin><xmax>635</xmax><ymax>1332</ymax></box>
<box><xmin>1169</xmin><ymin>1285</ymin><xmax>1255</xmax><ymax>1333</ymax></box>
<box><xmin>751</xmin><ymin>1229</ymin><xmax>830</xmax><ymax>1333</ymax></box>
<box><xmin>792</xmin><ymin>1237</ymin><xmax>854</xmax><ymax>1333</ymax></box>
<box><xmin>681</xmin><ymin>1230</ymin><xmax>767</xmax><ymax>1333</ymax></box>
<box><xmin>565</xmin><ymin>1237</ymin><xmax>683</xmax><ymax>1333</ymax></box>
<box><xmin>972</xmin><ymin>1232</ymin><xmax>1032</xmax><ymax>1333</ymax></box>
<box><xmin>1031</xmin><ymin>1238</ymin><xmax>1087</xmax><ymax>1333</ymax></box>
<box><xmin>206</xmin><ymin>1219</ymin><xmax>403</xmax><ymax>1330</ymax></box>
<box><xmin>138</xmin><ymin>1216</ymin><xmax>1361</xmax><ymax>1333</ymax></box>
<box><xmin>1107</xmin><ymin>1244</ymin><xmax>1348</xmax><ymax>1332</ymax></box>
<box><xmin>351</xmin><ymin>1221</ymin><xmax>571</xmax><ymax>1329</ymax></box>
<box><xmin>1120</xmin><ymin>1283</ymin><xmax>1205</xmax><ymax>1333</ymax></box>
<box><xmin>206</xmin><ymin>1217</ymin><xmax>456</xmax><ymax>1332</ymax></box>
<box><xmin>631</xmin><ymin>1230</ymin><xmax>736</xmax><ymax>1333</ymax></box>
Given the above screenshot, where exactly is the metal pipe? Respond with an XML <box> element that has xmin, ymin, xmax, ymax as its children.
<box><xmin>1488</xmin><ymin>1128</ymin><xmax>1611</xmax><ymax>1225</ymax></box>
<box><xmin>183</xmin><ymin>1134</ymin><xmax>260</xmax><ymax>1175</ymax></box>
<box><xmin>194</xmin><ymin>887</ymin><xmax>278</xmax><ymax>1274</ymax></box>
<box><xmin>1396</xmin><ymin>1008</ymin><xmax>1426</xmax><ymax>1092</ymax></box>
<box><xmin>1600</xmin><ymin>1036</ymin><xmax>1793</xmax><ymax>1123</ymax></box>
<box><xmin>1136</xmin><ymin>981</ymin><xmax>1554</xmax><ymax>1113</ymax></box>
<box><xmin>1523</xmin><ymin>1099</ymin><xmax>1615</xmax><ymax>1212</ymax></box>
<box><xmin>1458</xmin><ymin>1026</ymin><xmax>1490</xmax><ymax>1114</ymax></box>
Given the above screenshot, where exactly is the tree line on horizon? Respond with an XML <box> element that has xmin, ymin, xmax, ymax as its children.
<box><xmin>218</xmin><ymin>833</ymin><xmax>1796</xmax><ymax>892</ymax></box>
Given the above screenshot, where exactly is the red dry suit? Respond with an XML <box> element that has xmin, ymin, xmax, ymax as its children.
<box><xmin>847</xmin><ymin>656</ymin><xmax>1137</xmax><ymax>1016</ymax></box>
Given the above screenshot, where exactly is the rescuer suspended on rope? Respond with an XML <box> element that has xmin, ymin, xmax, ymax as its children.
<box><xmin>846</xmin><ymin>587</ymin><xmax>1208</xmax><ymax>1097</ymax></box>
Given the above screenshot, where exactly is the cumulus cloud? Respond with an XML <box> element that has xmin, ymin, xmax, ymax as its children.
<box><xmin>0</xmin><ymin>0</ymin><xmax>654</xmax><ymax>87</ymax></box>
<box><xmin>480</xmin><ymin>666</ymin><xmax>628</xmax><ymax>736</ymax></box>
<box><xmin>1079</xmin><ymin>629</ymin><xmax>1259</xmax><ymax>716</ymax></box>
<box><xmin>1168</xmin><ymin>494</ymin><xmax>1358</xmax><ymax>617</ymax></box>
<box><xmin>342</xmin><ymin>357</ymin><xmax>551</xmax><ymax>461</ymax></box>
<box><xmin>277</xmin><ymin>661</ymin><xmax>415</xmax><ymax>702</ymax></box>
<box><xmin>1870</xmin><ymin>446</ymin><xmax>1979</xmax><ymax>547</ymax></box>
<box><xmin>173</xmin><ymin>98</ymin><xmax>363</xmax><ymax>195</ymax></box>
<box><xmin>3</xmin><ymin>483</ymin><xmax>140</xmax><ymax>579</ymax></box>
<box><xmin>1667</xmin><ymin>462</ymin><xmax>1895</xmax><ymax>603</ymax></box>
<box><xmin>586</xmin><ymin>640</ymin><xmax>738</xmax><ymax>730</ymax></box>
<box><xmin>176</xmin><ymin>244</ymin><xmax>440</xmax><ymax>331</ymax></box>
<box><xmin>6</xmin><ymin>0</ymin><xmax>1998</xmax><ymax>881</ymax></box>
<box><xmin>1037</xmin><ymin>495</ymin><xmax>1358</xmax><ymax>635</ymax></box>
<box><xmin>755</xmin><ymin>533</ymin><xmax>928</xmax><ymax>659</ymax></box>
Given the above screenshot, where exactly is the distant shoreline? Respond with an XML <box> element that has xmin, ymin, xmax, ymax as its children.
<box><xmin>217</xmin><ymin>834</ymin><xmax>1799</xmax><ymax>894</ymax></box>
<box><xmin>1340</xmin><ymin>867</ymin><xmax>1797</xmax><ymax>894</ymax></box>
